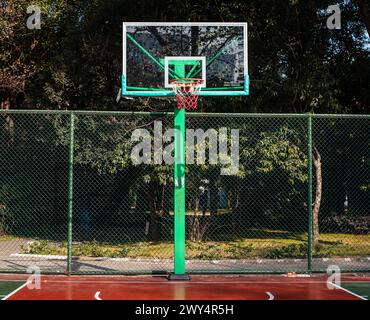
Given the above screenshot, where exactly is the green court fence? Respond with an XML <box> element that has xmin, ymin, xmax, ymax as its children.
<box><xmin>0</xmin><ymin>110</ymin><xmax>369</xmax><ymax>274</ymax></box>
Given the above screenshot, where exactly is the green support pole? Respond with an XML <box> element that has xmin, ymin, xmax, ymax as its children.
<box><xmin>168</xmin><ymin>64</ymin><xmax>190</xmax><ymax>281</ymax></box>
<box><xmin>67</xmin><ymin>113</ymin><xmax>75</xmax><ymax>275</ymax></box>
<box><xmin>173</xmin><ymin>107</ymin><xmax>186</xmax><ymax>274</ymax></box>
<box><xmin>307</xmin><ymin>114</ymin><xmax>313</xmax><ymax>274</ymax></box>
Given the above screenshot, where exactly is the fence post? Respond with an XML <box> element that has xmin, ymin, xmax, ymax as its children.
<box><xmin>67</xmin><ymin>112</ymin><xmax>75</xmax><ymax>275</ymax></box>
<box><xmin>307</xmin><ymin>113</ymin><xmax>313</xmax><ymax>274</ymax></box>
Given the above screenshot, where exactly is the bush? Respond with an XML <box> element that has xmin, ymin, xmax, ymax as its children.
<box><xmin>263</xmin><ymin>241</ymin><xmax>348</xmax><ymax>259</ymax></box>
<box><xmin>313</xmin><ymin>241</ymin><xmax>343</xmax><ymax>258</ymax></box>
<box><xmin>225</xmin><ymin>243</ymin><xmax>253</xmax><ymax>258</ymax></box>
<box><xmin>73</xmin><ymin>242</ymin><xmax>132</xmax><ymax>258</ymax></box>
<box><xmin>322</xmin><ymin>215</ymin><xmax>369</xmax><ymax>234</ymax></box>
<box><xmin>73</xmin><ymin>241</ymin><xmax>108</xmax><ymax>257</ymax></box>
<box><xmin>22</xmin><ymin>240</ymin><xmax>132</xmax><ymax>258</ymax></box>
<box><xmin>263</xmin><ymin>243</ymin><xmax>308</xmax><ymax>259</ymax></box>
<box><xmin>111</xmin><ymin>245</ymin><xmax>131</xmax><ymax>258</ymax></box>
<box><xmin>186</xmin><ymin>241</ymin><xmax>253</xmax><ymax>259</ymax></box>
<box><xmin>22</xmin><ymin>240</ymin><xmax>62</xmax><ymax>255</ymax></box>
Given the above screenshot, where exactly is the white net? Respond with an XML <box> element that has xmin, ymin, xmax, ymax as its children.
<box><xmin>170</xmin><ymin>78</ymin><xmax>203</xmax><ymax>110</ymax></box>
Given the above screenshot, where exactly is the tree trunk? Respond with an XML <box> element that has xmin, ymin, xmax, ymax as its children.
<box><xmin>1</xmin><ymin>96</ymin><xmax>14</xmax><ymax>137</ymax></box>
<box><xmin>189</xmin><ymin>189</ymin><xmax>211</xmax><ymax>241</ymax></box>
<box><xmin>1</xmin><ymin>96</ymin><xmax>11</xmax><ymax>110</ymax></box>
<box><xmin>312</xmin><ymin>147</ymin><xmax>322</xmax><ymax>245</ymax></box>
<box><xmin>147</xmin><ymin>181</ymin><xmax>167</xmax><ymax>242</ymax></box>
<box><xmin>189</xmin><ymin>214</ymin><xmax>211</xmax><ymax>242</ymax></box>
<box><xmin>147</xmin><ymin>189</ymin><xmax>161</xmax><ymax>242</ymax></box>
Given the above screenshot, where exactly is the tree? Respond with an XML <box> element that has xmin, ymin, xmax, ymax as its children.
<box><xmin>0</xmin><ymin>3</ymin><xmax>35</xmax><ymax>109</ymax></box>
<box><xmin>312</xmin><ymin>147</ymin><xmax>322</xmax><ymax>245</ymax></box>
<box><xmin>355</xmin><ymin>0</ymin><xmax>370</xmax><ymax>35</ymax></box>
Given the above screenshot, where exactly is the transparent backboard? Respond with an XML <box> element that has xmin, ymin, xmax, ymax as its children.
<box><xmin>122</xmin><ymin>22</ymin><xmax>249</xmax><ymax>97</ymax></box>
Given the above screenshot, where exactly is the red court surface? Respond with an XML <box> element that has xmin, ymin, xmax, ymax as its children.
<box><xmin>1</xmin><ymin>274</ymin><xmax>369</xmax><ymax>300</ymax></box>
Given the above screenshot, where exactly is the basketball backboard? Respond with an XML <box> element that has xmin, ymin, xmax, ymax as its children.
<box><xmin>122</xmin><ymin>22</ymin><xmax>249</xmax><ymax>97</ymax></box>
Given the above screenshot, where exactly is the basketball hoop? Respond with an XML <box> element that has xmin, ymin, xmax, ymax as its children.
<box><xmin>170</xmin><ymin>78</ymin><xmax>203</xmax><ymax>110</ymax></box>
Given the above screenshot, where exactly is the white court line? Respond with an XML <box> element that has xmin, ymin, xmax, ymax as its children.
<box><xmin>33</xmin><ymin>280</ymin><xmax>331</xmax><ymax>285</ymax></box>
<box><xmin>94</xmin><ymin>291</ymin><xmax>102</xmax><ymax>300</ymax></box>
<box><xmin>266</xmin><ymin>292</ymin><xmax>274</xmax><ymax>300</ymax></box>
<box><xmin>1</xmin><ymin>281</ymin><xmax>30</xmax><ymax>300</ymax></box>
<box><xmin>330</xmin><ymin>283</ymin><xmax>367</xmax><ymax>300</ymax></box>
<box><xmin>0</xmin><ymin>279</ymin><xmax>29</xmax><ymax>282</ymax></box>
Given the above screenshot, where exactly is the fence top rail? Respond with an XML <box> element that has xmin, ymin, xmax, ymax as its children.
<box><xmin>0</xmin><ymin>109</ymin><xmax>369</xmax><ymax>119</ymax></box>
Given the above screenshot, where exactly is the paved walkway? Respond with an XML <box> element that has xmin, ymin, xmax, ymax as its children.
<box><xmin>0</xmin><ymin>239</ymin><xmax>368</xmax><ymax>274</ymax></box>
<box><xmin>0</xmin><ymin>239</ymin><xmax>30</xmax><ymax>258</ymax></box>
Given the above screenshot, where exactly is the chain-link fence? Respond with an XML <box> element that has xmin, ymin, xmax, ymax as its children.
<box><xmin>0</xmin><ymin>110</ymin><xmax>369</xmax><ymax>274</ymax></box>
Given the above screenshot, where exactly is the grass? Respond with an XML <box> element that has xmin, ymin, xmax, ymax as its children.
<box><xmin>16</xmin><ymin>230</ymin><xmax>370</xmax><ymax>260</ymax></box>
<box><xmin>0</xmin><ymin>235</ymin><xmax>17</xmax><ymax>242</ymax></box>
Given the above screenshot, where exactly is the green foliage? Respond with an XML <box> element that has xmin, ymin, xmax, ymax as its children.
<box><xmin>322</xmin><ymin>215</ymin><xmax>369</xmax><ymax>234</ymax></box>
<box><xmin>73</xmin><ymin>241</ymin><xmax>108</xmax><ymax>257</ymax></box>
<box><xmin>22</xmin><ymin>240</ymin><xmax>63</xmax><ymax>255</ymax></box>
<box><xmin>254</xmin><ymin>126</ymin><xmax>308</xmax><ymax>183</ymax></box>
<box><xmin>22</xmin><ymin>240</ymin><xmax>132</xmax><ymax>258</ymax></box>
<box><xmin>263</xmin><ymin>243</ymin><xmax>308</xmax><ymax>259</ymax></box>
<box><xmin>313</xmin><ymin>241</ymin><xmax>343</xmax><ymax>258</ymax></box>
<box><xmin>186</xmin><ymin>241</ymin><xmax>253</xmax><ymax>259</ymax></box>
<box><xmin>225</xmin><ymin>242</ymin><xmax>253</xmax><ymax>258</ymax></box>
<box><xmin>187</xmin><ymin>243</ymin><xmax>226</xmax><ymax>259</ymax></box>
<box><xmin>262</xmin><ymin>240</ymin><xmax>358</xmax><ymax>259</ymax></box>
<box><xmin>111</xmin><ymin>245</ymin><xmax>131</xmax><ymax>258</ymax></box>
<box><xmin>73</xmin><ymin>241</ymin><xmax>131</xmax><ymax>257</ymax></box>
<box><xmin>0</xmin><ymin>0</ymin><xmax>368</xmax><ymax>112</ymax></box>
<box><xmin>18</xmin><ymin>234</ymin><xmax>368</xmax><ymax>260</ymax></box>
